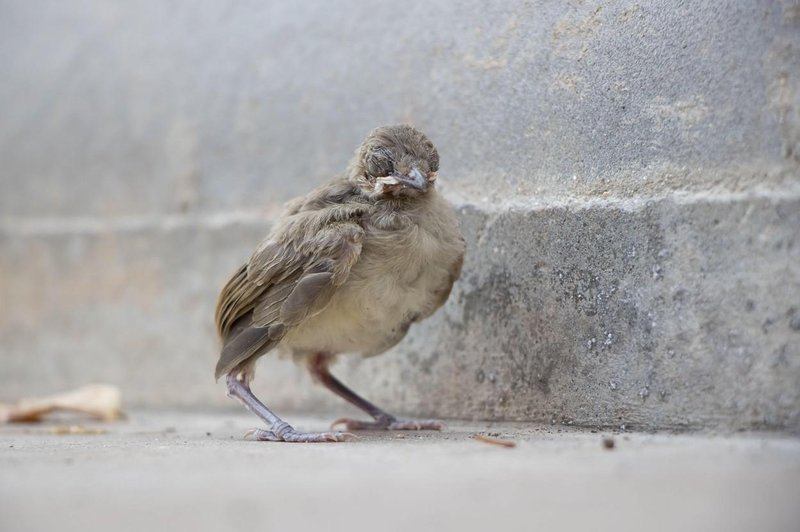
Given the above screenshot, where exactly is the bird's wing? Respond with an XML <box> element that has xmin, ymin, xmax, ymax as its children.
<box><xmin>214</xmin><ymin>208</ymin><xmax>364</xmax><ymax>379</ymax></box>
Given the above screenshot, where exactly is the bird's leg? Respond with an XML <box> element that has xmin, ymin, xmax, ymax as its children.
<box><xmin>225</xmin><ymin>372</ymin><xmax>355</xmax><ymax>442</ymax></box>
<box><xmin>308</xmin><ymin>353</ymin><xmax>445</xmax><ymax>431</ymax></box>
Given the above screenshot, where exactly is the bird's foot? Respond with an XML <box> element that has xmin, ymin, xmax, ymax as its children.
<box><xmin>331</xmin><ymin>415</ymin><xmax>445</xmax><ymax>431</ymax></box>
<box><xmin>244</xmin><ymin>427</ymin><xmax>356</xmax><ymax>443</ymax></box>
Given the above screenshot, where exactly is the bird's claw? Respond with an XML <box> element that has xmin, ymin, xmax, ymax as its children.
<box><xmin>331</xmin><ymin>417</ymin><xmax>446</xmax><ymax>431</ymax></box>
<box><xmin>244</xmin><ymin>427</ymin><xmax>357</xmax><ymax>442</ymax></box>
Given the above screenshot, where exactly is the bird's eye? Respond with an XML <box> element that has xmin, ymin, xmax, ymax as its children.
<box><xmin>366</xmin><ymin>150</ymin><xmax>393</xmax><ymax>177</ymax></box>
<box><xmin>368</xmin><ymin>160</ymin><xmax>391</xmax><ymax>177</ymax></box>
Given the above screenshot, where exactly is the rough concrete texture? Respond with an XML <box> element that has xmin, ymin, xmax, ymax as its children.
<box><xmin>1</xmin><ymin>412</ymin><xmax>799</xmax><ymax>532</ymax></box>
<box><xmin>1</xmin><ymin>1</ymin><xmax>799</xmax><ymax>431</ymax></box>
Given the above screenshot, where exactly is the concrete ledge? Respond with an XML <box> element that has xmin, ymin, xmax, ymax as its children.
<box><xmin>2</xmin><ymin>188</ymin><xmax>797</xmax><ymax>431</ymax></box>
<box><xmin>419</xmin><ymin>191</ymin><xmax>800</xmax><ymax>430</ymax></box>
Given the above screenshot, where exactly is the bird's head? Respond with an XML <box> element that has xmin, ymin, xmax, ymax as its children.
<box><xmin>347</xmin><ymin>124</ymin><xmax>439</xmax><ymax>199</ymax></box>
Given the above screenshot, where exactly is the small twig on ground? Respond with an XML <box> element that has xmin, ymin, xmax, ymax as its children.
<box><xmin>472</xmin><ymin>433</ymin><xmax>516</xmax><ymax>448</ymax></box>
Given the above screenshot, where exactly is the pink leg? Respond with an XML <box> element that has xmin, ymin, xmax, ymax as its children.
<box><xmin>308</xmin><ymin>354</ymin><xmax>445</xmax><ymax>432</ymax></box>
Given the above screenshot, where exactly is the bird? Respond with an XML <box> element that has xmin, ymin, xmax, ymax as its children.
<box><xmin>214</xmin><ymin>124</ymin><xmax>465</xmax><ymax>442</ymax></box>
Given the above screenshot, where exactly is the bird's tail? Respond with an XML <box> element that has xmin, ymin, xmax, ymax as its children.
<box><xmin>214</xmin><ymin>264</ymin><xmax>255</xmax><ymax>340</ymax></box>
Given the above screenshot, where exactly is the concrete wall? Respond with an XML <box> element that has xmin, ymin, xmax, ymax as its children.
<box><xmin>1</xmin><ymin>0</ymin><xmax>798</xmax><ymax>431</ymax></box>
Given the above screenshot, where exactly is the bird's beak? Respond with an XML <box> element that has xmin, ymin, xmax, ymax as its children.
<box><xmin>396</xmin><ymin>166</ymin><xmax>427</xmax><ymax>191</ymax></box>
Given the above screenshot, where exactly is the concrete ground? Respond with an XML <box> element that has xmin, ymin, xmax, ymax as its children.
<box><xmin>1</xmin><ymin>410</ymin><xmax>798</xmax><ymax>532</ymax></box>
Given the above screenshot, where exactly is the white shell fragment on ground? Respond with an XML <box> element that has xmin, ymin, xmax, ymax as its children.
<box><xmin>0</xmin><ymin>384</ymin><xmax>122</xmax><ymax>423</ymax></box>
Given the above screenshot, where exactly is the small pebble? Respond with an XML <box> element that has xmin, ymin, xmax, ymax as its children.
<box><xmin>602</xmin><ymin>436</ymin><xmax>615</xmax><ymax>450</ymax></box>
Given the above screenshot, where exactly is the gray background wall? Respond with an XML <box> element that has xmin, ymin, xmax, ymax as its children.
<box><xmin>1</xmin><ymin>0</ymin><xmax>798</xmax><ymax>431</ymax></box>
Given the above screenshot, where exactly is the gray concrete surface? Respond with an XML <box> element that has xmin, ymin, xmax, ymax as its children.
<box><xmin>1</xmin><ymin>1</ymin><xmax>799</xmax><ymax>431</ymax></box>
<box><xmin>1</xmin><ymin>411</ymin><xmax>799</xmax><ymax>532</ymax></box>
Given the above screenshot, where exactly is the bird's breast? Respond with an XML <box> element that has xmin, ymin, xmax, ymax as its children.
<box><xmin>283</xmin><ymin>202</ymin><xmax>462</xmax><ymax>358</ymax></box>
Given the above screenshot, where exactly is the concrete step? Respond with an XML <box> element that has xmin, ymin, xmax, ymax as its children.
<box><xmin>2</xmin><ymin>186</ymin><xmax>798</xmax><ymax>431</ymax></box>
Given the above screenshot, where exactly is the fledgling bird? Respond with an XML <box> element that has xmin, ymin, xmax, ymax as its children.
<box><xmin>215</xmin><ymin>124</ymin><xmax>465</xmax><ymax>442</ymax></box>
